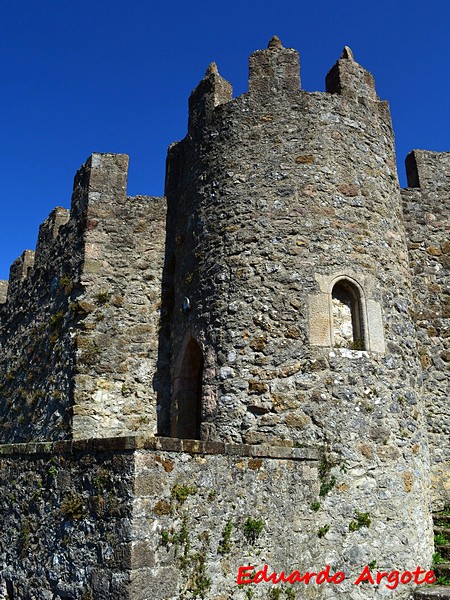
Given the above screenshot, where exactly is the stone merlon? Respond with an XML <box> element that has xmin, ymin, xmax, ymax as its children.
<box><xmin>326</xmin><ymin>46</ymin><xmax>379</xmax><ymax>101</ymax></box>
<box><xmin>406</xmin><ymin>149</ymin><xmax>450</xmax><ymax>191</ymax></box>
<box><xmin>249</xmin><ymin>35</ymin><xmax>301</xmax><ymax>98</ymax></box>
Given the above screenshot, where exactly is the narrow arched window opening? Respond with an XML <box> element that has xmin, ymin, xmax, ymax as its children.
<box><xmin>332</xmin><ymin>280</ymin><xmax>364</xmax><ymax>350</ymax></box>
<box><xmin>171</xmin><ymin>338</ymin><xmax>203</xmax><ymax>439</ymax></box>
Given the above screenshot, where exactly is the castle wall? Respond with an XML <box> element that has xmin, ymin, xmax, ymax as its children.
<box><xmin>0</xmin><ymin>205</ymin><xmax>81</xmax><ymax>442</ymax></box>
<box><xmin>132</xmin><ymin>440</ymin><xmax>434</xmax><ymax>600</ymax></box>
<box><xmin>0</xmin><ymin>438</ymin><xmax>134</xmax><ymax>599</ymax></box>
<box><xmin>402</xmin><ymin>150</ymin><xmax>450</xmax><ymax>509</ymax></box>
<box><xmin>131</xmin><ymin>440</ymin><xmax>319</xmax><ymax>600</ymax></box>
<box><xmin>0</xmin><ymin>39</ymin><xmax>446</xmax><ymax>599</ymax></box>
<box><xmin>69</xmin><ymin>154</ymin><xmax>166</xmax><ymax>440</ymax></box>
<box><xmin>159</xmin><ymin>39</ymin><xmax>433</xmax><ymax>583</ymax></box>
<box><xmin>0</xmin><ymin>436</ymin><xmax>433</xmax><ymax>599</ymax></box>
<box><xmin>0</xmin><ymin>153</ymin><xmax>165</xmax><ymax>443</ymax></box>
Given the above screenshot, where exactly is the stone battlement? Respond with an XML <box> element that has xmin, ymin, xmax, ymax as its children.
<box><xmin>186</xmin><ymin>38</ymin><xmax>392</xmax><ymax>145</ymax></box>
<box><xmin>0</xmin><ymin>153</ymin><xmax>165</xmax><ymax>442</ymax></box>
<box><xmin>0</xmin><ymin>38</ymin><xmax>448</xmax><ymax>599</ymax></box>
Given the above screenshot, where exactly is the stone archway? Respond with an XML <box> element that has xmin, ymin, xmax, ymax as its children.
<box><xmin>331</xmin><ymin>279</ymin><xmax>364</xmax><ymax>350</ymax></box>
<box><xmin>171</xmin><ymin>337</ymin><xmax>204</xmax><ymax>439</ymax></box>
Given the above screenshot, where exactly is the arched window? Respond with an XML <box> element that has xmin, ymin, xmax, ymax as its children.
<box><xmin>171</xmin><ymin>338</ymin><xmax>204</xmax><ymax>439</ymax></box>
<box><xmin>309</xmin><ymin>273</ymin><xmax>384</xmax><ymax>353</ymax></box>
<box><xmin>331</xmin><ymin>280</ymin><xmax>365</xmax><ymax>350</ymax></box>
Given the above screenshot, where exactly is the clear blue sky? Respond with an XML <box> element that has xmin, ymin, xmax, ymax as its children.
<box><xmin>1</xmin><ymin>0</ymin><xmax>449</xmax><ymax>280</ymax></box>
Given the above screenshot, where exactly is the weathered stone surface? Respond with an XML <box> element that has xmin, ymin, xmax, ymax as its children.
<box><xmin>132</xmin><ymin>447</ymin><xmax>321</xmax><ymax>599</ymax></box>
<box><xmin>0</xmin><ymin>280</ymin><xmax>8</xmax><ymax>304</ymax></box>
<box><xmin>0</xmin><ymin>440</ymin><xmax>321</xmax><ymax>599</ymax></box>
<box><xmin>402</xmin><ymin>150</ymin><xmax>450</xmax><ymax>510</ymax></box>
<box><xmin>0</xmin><ymin>39</ymin><xmax>448</xmax><ymax>599</ymax></box>
<box><xmin>0</xmin><ymin>443</ymin><xmax>134</xmax><ymax>599</ymax></box>
<box><xmin>0</xmin><ymin>155</ymin><xmax>165</xmax><ymax>442</ymax></box>
<box><xmin>414</xmin><ymin>588</ymin><xmax>450</xmax><ymax>599</ymax></box>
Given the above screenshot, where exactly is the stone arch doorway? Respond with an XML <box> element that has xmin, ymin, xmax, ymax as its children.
<box><xmin>171</xmin><ymin>337</ymin><xmax>204</xmax><ymax>439</ymax></box>
<box><xmin>331</xmin><ymin>279</ymin><xmax>365</xmax><ymax>350</ymax></box>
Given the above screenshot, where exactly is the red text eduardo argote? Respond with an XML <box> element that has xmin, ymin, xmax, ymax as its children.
<box><xmin>236</xmin><ymin>564</ymin><xmax>436</xmax><ymax>590</ymax></box>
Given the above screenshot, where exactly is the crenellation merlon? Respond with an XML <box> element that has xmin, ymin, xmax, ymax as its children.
<box><xmin>188</xmin><ymin>63</ymin><xmax>233</xmax><ymax>135</ymax></box>
<box><xmin>0</xmin><ymin>150</ymin><xmax>167</xmax><ymax>444</ymax></box>
<box><xmin>0</xmin><ymin>280</ymin><xmax>8</xmax><ymax>304</ymax></box>
<box><xmin>405</xmin><ymin>149</ymin><xmax>450</xmax><ymax>192</ymax></box>
<box><xmin>249</xmin><ymin>35</ymin><xmax>301</xmax><ymax>99</ymax></box>
<box><xmin>34</xmin><ymin>207</ymin><xmax>70</xmax><ymax>269</ymax></box>
<box><xmin>70</xmin><ymin>153</ymin><xmax>129</xmax><ymax>230</ymax></box>
<box><xmin>326</xmin><ymin>46</ymin><xmax>379</xmax><ymax>103</ymax></box>
<box><xmin>6</xmin><ymin>249</ymin><xmax>35</xmax><ymax>304</ymax></box>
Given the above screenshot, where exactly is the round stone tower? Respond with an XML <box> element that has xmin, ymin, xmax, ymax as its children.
<box><xmin>157</xmin><ymin>38</ymin><xmax>433</xmax><ymax>585</ymax></box>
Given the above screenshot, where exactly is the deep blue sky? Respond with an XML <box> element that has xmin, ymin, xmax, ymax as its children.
<box><xmin>1</xmin><ymin>0</ymin><xmax>449</xmax><ymax>280</ymax></box>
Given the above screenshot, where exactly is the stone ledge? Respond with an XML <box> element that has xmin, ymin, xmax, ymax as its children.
<box><xmin>0</xmin><ymin>435</ymin><xmax>320</xmax><ymax>461</ymax></box>
<box><xmin>414</xmin><ymin>587</ymin><xmax>450</xmax><ymax>599</ymax></box>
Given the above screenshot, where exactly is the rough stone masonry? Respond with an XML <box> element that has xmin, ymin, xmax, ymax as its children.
<box><xmin>0</xmin><ymin>37</ymin><xmax>448</xmax><ymax>599</ymax></box>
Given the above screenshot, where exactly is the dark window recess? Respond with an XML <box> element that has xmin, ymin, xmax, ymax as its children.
<box><xmin>332</xmin><ymin>280</ymin><xmax>364</xmax><ymax>350</ymax></box>
<box><xmin>171</xmin><ymin>338</ymin><xmax>204</xmax><ymax>439</ymax></box>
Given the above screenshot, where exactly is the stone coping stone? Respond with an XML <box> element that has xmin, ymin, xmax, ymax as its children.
<box><xmin>0</xmin><ymin>435</ymin><xmax>320</xmax><ymax>461</ymax></box>
<box><xmin>414</xmin><ymin>587</ymin><xmax>450</xmax><ymax>599</ymax></box>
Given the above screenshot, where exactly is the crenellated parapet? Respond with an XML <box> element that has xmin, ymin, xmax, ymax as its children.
<box><xmin>0</xmin><ymin>38</ymin><xmax>447</xmax><ymax>600</ymax></box>
<box><xmin>157</xmin><ymin>38</ymin><xmax>434</xmax><ymax>592</ymax></box>
<box><xmin>402</xmin><ymin>150</ymin><xmax>450</xmax><ymax>509</ymax></box>
<box><xmin>184</xmin><ymin>37</ymin><xmax>393</xmax><ymax>143</ymax></box>
<box><xmin>0</xmin><ymin>153</ymin><xmax>166</xmax><ymax>443</ymax></box>
<box><xmin>406</xmin><ymin>149</ymin><xmax>450</xmax><ymax>193</ymax></box>
<box><xmin>0</xmin><ymin>154</ymin><xmax>128</xmax><ymax>330</ymax></box>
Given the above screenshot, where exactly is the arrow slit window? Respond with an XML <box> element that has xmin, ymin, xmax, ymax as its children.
<box><xmin>331</xmin><ymin>280</ymin><xmax>364</xmax><ymax>350</ymax></box>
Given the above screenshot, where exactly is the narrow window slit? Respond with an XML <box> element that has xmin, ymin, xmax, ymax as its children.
<box><xmin>332</xmin><ymin>280</ymin><xmax>364</xmax><ymax>350</ymax></box>
<box><xmin>171</xmin><ymin>338</ymin><xmax>203</xmax><ymax>439</ymax></box>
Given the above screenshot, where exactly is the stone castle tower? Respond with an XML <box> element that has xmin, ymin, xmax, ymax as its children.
<box><xmin>0</xmin><ymin>38</ymin><xmax>448</xmax><ymax>599</ymax></box>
